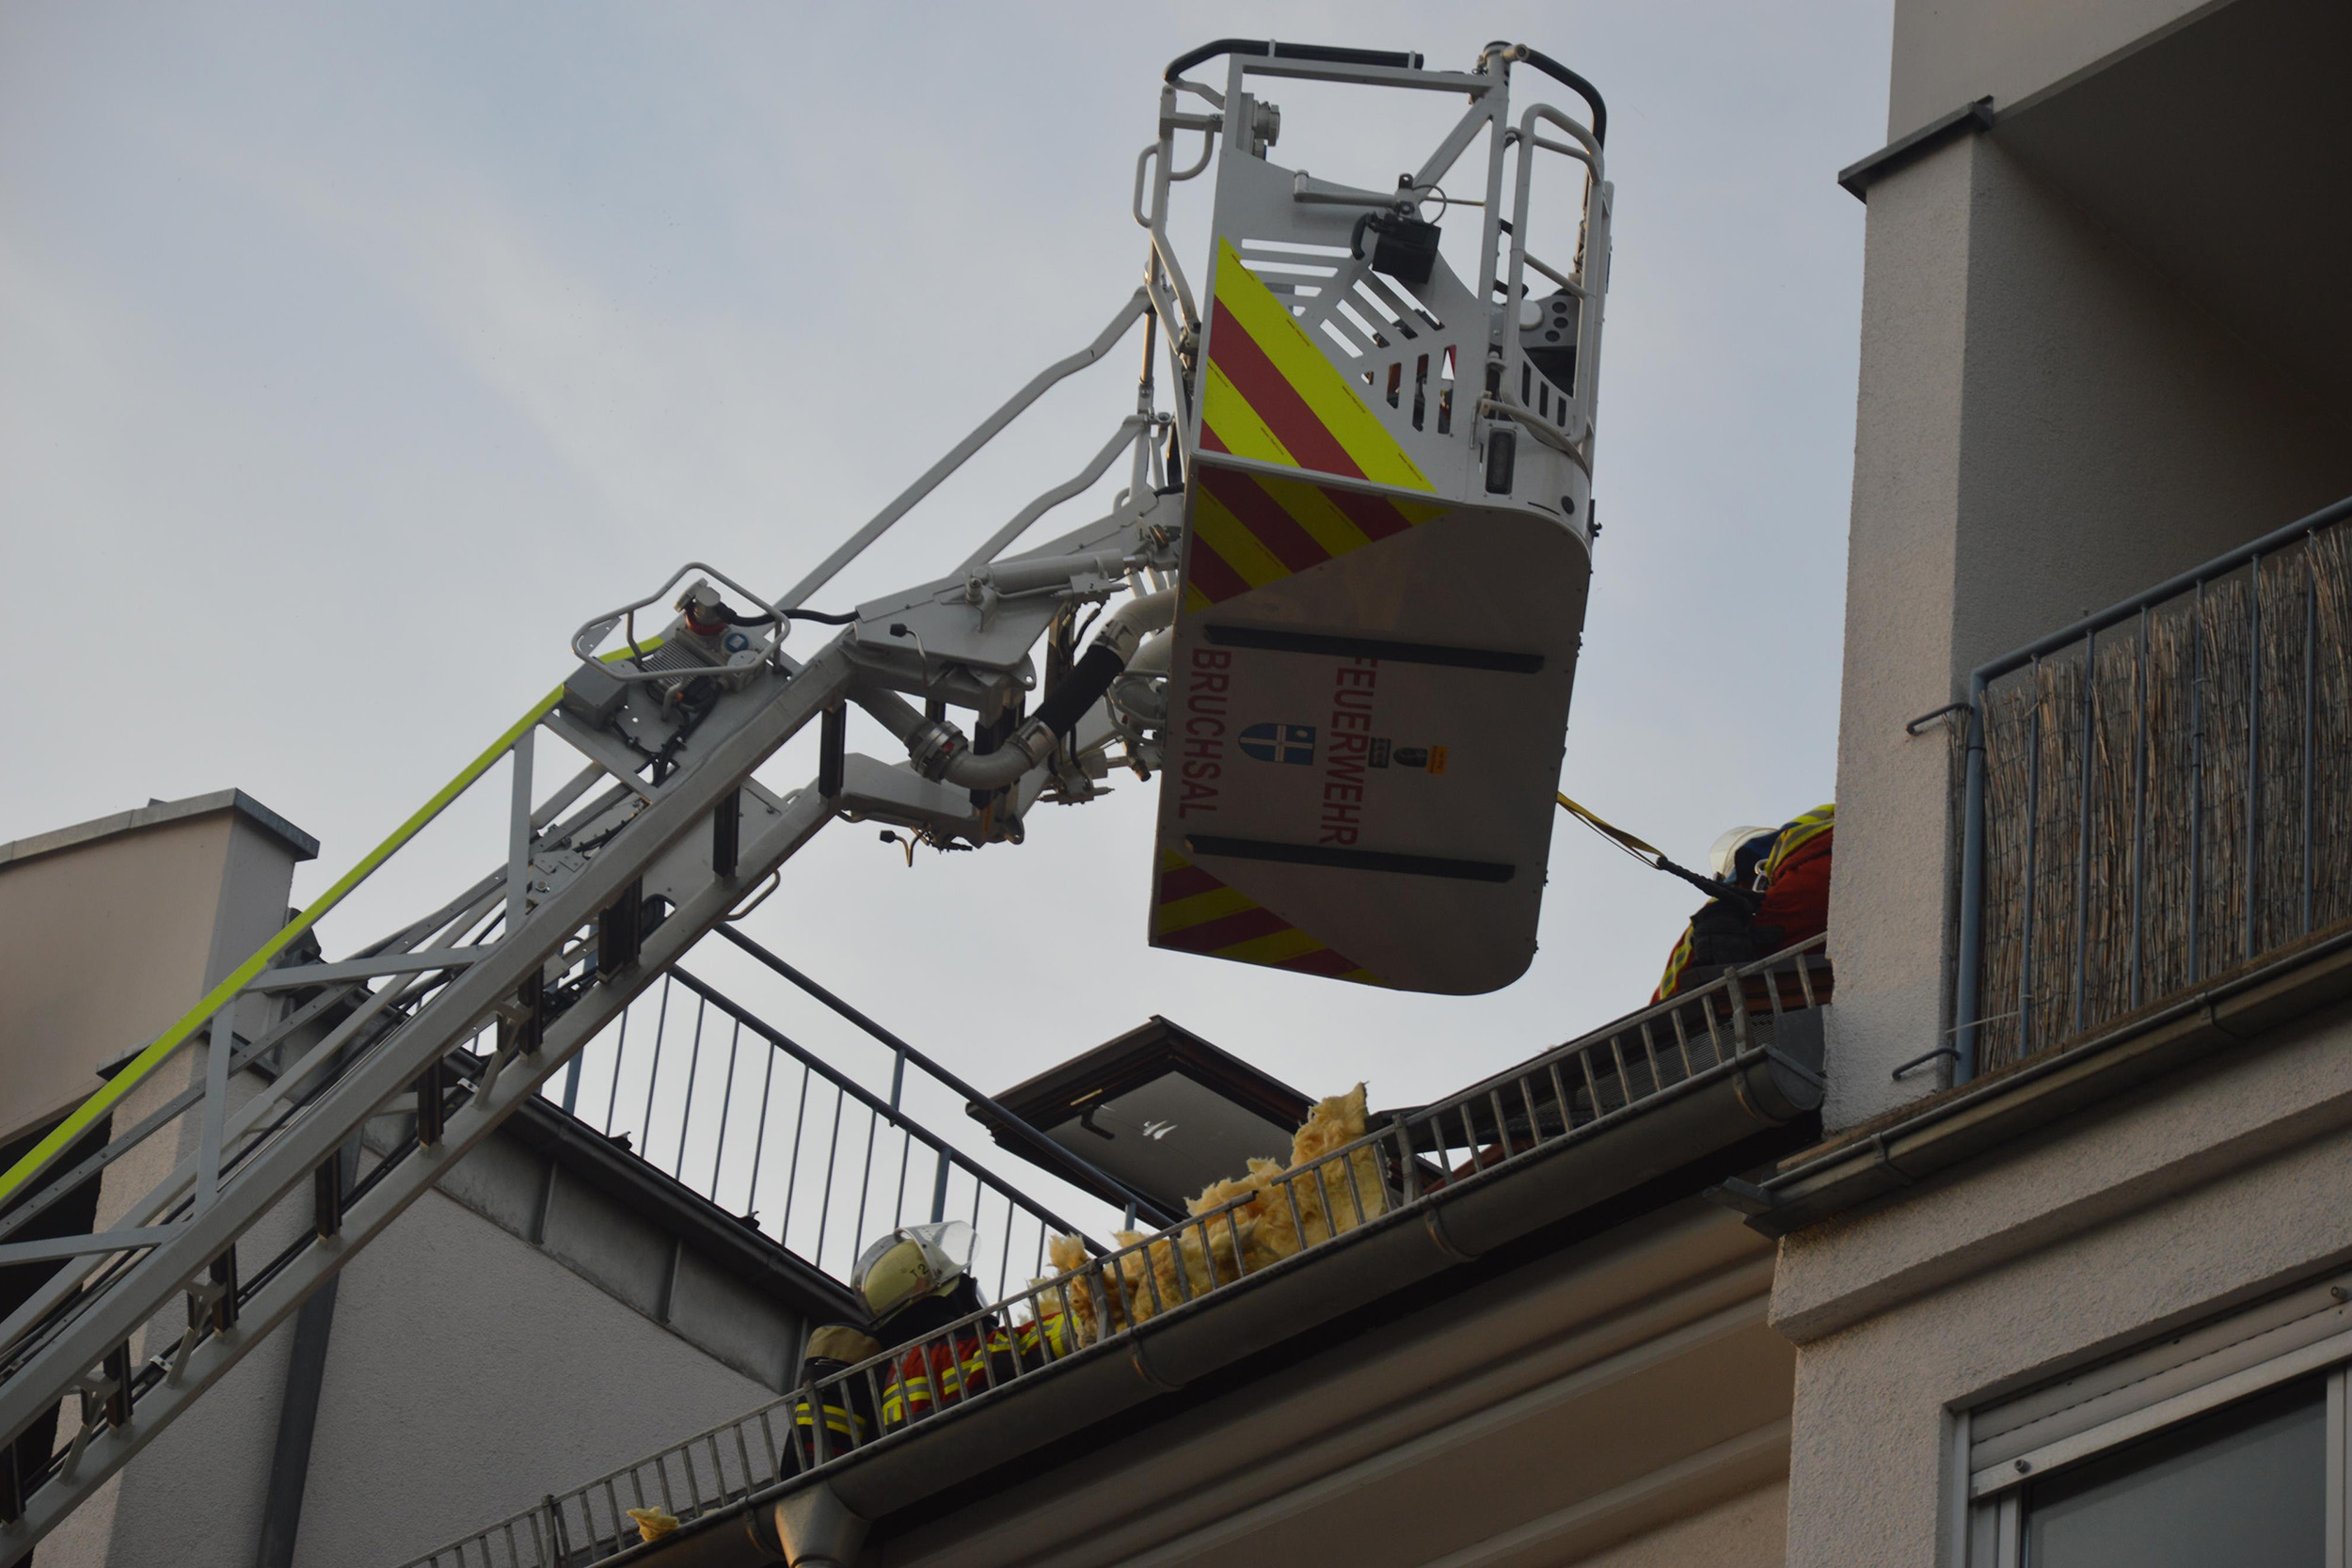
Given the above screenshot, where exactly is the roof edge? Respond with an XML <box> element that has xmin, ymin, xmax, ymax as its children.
<box><xmin>1837</xmin><ymin>96</ymin><xmax>1994</xmax><ymax>201</ymax></box>
<box><xmin>0</xmin><ymin>789</ymin><xmax>321</xmax><ymax>872</ymax></box>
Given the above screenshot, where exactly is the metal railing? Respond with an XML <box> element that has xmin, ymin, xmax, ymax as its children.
<box><xmin>1953</xmin><ymin>493</ymin><xmax>2352</xmax><ymax>1079</ymax></box>
<box><xmin>543</xmin><ymin>948</ymin><xmax>1113</xmax><ymax>1301</ymax></box>
<box><xmin>0</xmin><ymin>941</ymin><xmax>1108</xmax><ymax>1524</ymax></box>
<box><xmin>400</xmin><ymin>936</ymin><xmax>1828</xmax><ymax>1568</ymax></box>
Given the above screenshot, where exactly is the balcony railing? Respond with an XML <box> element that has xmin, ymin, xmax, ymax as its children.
<box><xmin>1954</xmin><ymin>494</ymin><xmax>2352</xmax><ymax>1079</ymax></box>
<box><xmin>399</xmin><ymin>937</ymin><xmax>1828</xmax><ymax>1568</ymax></box>
<box><xmin>542</xmin><ymin>931</ymin><xmax>1120</xmax><ymax>1301</ymax></box>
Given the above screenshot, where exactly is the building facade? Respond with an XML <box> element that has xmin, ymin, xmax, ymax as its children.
<box><xmin>1768</xmin><ymin>0</ymin><xmax>2352</xmax><ymax>1563</ymax></box>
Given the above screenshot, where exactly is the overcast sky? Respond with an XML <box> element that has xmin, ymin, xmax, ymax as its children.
<box><xmin>1</xmin><ymin>4</ymin><xmax>1891</xmax><ymax>1220</ymax></box>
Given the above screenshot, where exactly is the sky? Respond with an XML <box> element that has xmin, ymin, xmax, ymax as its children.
<box><xmin>0</xmin><ymin>4</ymin><xmax>1892</xmax><ymax>1240</ymax></box>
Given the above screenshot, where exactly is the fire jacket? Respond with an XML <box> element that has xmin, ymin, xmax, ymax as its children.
<box><xmin>878</xmin><ymin>1314</ymin><xmax>1073</xmax><ymax>1428</ymax></box>
<box><xmin>1652</xmin><ymin>804</ymin><xmax>1835</xmax><ymax>1001</ymax></box>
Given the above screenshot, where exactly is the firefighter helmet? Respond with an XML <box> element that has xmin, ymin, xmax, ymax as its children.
<box><xmin>1708</xmin><ymin>825</ymin><xmax>1779</xmax><ymax>889</ymax></box>
<box><xmin>851</xmin><ymin>1221</ymin><xmax>977</xmax><ymax>1326</ymax></box>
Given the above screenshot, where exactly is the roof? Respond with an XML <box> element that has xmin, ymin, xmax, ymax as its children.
<box><xmin>0</xmin><ymin>789</ymin><xmax>320</xmax><ymax>871</ymax></box>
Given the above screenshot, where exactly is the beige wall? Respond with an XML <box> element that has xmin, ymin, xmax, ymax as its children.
<box><xmin>1886</xmin><ymin>0</ymin><xmax>2223</xmax><ymax>136</ymax></box>
<box><xmin>1825</xmin><ymin>121</ymin><xmax>2352</xmax><ymax>1128</ymax></box>
<box><xmin>1773</xmin><ymin>1000</ymin><xmax>2352</xmax><ymax>1567</ymax></box>
<box><xmin>1569</xmin><ymin>1481</ymin><xmax>1788</xmax><ymax>1568</ymax></box>
<box><xmin>0</xmin><ymin>797</ymin><xmax>310</xmax><ymax>1143</ymax></box>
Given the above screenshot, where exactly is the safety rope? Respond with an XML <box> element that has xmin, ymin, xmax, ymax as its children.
<box><xmin>1553</xmin><ymin>791</ymin><xmax>1756</xmax><ymax>911</ymax></box>
<box><xmin>1554</xmin><ymin>791</ymin><xmax>1666</xmax><ymax>861</ymax></box>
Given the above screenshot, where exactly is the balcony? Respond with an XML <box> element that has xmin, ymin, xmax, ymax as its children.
<box><xmin>1957</xmin><ymin>493</ymin><xmax>2352</xmax><ymax>1075</ymax></box>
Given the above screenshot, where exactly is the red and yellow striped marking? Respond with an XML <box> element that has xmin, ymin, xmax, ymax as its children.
<box><xmin>1152</xmin><ymin>850</ymin><xmax>1381</xmax><ymax>984</ymax></box>
<box><xmin>1189</xmin><ymin>240</ymin><xmax>1445</xmax><ymax>610</ymax></box>
<box><xmin>1185</xmin><ymin>465</ymin><xmax>1446</xmax><ymax>608</ymax></box>
<box><xmin>1201</xmin><ymin>240</ymin><xmax>1432</xmax><ymax>490</ymax></box>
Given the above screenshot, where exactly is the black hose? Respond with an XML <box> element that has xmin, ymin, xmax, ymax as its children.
<box><xmin>718</xmin><ymin>605</ymin><xmax>856</xmax><ymax>626</ymax></box>
<box><xmin>1031</xmin><ymin>644</ymin><xmax>1125</xmax><ymax>738</ymax></box>
<box><xmin>1653</xmin><ymin>854</ymin><xmax>1761</xmax><ymax>916</ymax></box>
<box><xmin>1165</xmin><ymin>38</ymin><xmax>1423</xmax><ymax>84</ymax></box>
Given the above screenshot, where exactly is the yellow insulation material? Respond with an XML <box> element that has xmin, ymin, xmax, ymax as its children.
<box><xmin>1031</xmin><ymin>1085</ymin><xmax>1387</xmax><ymax>1347</ymax></box>
<box><xmin>627</xmin><ymin>1508</ymin><xmax>680</xmax><ymax>1543</ymax></box>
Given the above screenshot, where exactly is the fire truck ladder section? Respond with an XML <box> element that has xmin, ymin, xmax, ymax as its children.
<box><xmin>0</xmin><ymin>39</ymin><xmax>1611</xmax><ymax>1563</ymax></box>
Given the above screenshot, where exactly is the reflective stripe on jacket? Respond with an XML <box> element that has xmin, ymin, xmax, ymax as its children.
<box><xmin>791</xmin><ymin>1398</ymin><xmax>868</xmax><ymax>1450</ymax></box>
<box><xmin>878</xmin><ymin>1315</ymin><xmax>1074</xmax><ymax>1425</ymax></box>
<box><xmin>1760</xmin><ymin>803</ymin><xmax>1834</xmax><ymax>885</ymax></box>
<box><xmin>1652</xmin><ymin>923</ymin><xmax>1698</xmax><ymax>1004</ymax></box>
<box><xmin>881</xmin><ymin>1330</ymin><xmax>1004</xmax><ymax>1425</ymax></box>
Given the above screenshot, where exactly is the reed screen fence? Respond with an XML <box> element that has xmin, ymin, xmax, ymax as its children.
<box><xmin>1961</xmin><ymin>496</ymin><xmax>2352</xmax><ymax>1075</ymax></box>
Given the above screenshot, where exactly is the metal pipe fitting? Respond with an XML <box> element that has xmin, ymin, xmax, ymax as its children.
<box><xmin>857</xmin><ymin>589</ymin><xmax>1178</xmax><ymax>792</ymax></box>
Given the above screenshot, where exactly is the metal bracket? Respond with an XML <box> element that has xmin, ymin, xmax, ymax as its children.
<box><xmin>1892</xmin><ymin>1045</ymin><xmax>1960</xmax><ymax>1081</ymax></box>
<box><xmin>1704</xmin><ymin>1176</ymin><xmax>1778</xmax><ymax>1216</ymax></box>
<box><xmin>1905</xmin><ymin>701</ymin><xmax>1971</xmax><ymax>736</ymax></box>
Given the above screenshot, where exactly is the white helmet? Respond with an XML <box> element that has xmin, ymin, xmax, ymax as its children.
<box><xmin>1708</xmin><ymin>825</ymin><xmax>1777</xmax><ymax>885</ymax></box>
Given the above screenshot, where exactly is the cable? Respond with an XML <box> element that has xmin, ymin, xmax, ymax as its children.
<box><xmin>723</xmin><ymin>606</ymin><xmax>858</xmax><ymax>626</ymax></box>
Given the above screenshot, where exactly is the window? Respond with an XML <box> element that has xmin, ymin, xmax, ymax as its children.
<box><xmin>1966</xmin><ymin>1273</ymin><xmax>2352</xmax><ymax>1568</ymax></box>
<box><xmin>2020</xmin><ymin>1381</ymin><xmax>2324</xmax><ymax>1567</ymax></box>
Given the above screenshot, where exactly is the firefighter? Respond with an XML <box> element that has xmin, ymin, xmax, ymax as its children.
<box><xmin>790</xmin><ymin>1320</ymin><xmax>883</xmax><ymax>1463</ymax></box>
<box><xmin>844</xmin><ymin>1222</ymin><xmax>1072</xmax><ymax>1432</ymax></box>
<box><xmin>1652</xmin><ymin>804</ymin><xmax>1835</xmax><ymax>1001</ymax></box>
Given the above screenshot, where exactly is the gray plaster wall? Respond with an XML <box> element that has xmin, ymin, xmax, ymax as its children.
<box><xmin>293</xmin><ymin>1189</ymin><xmax>775</xmax><ymax>1566</ymax></box>
<box><xmin>1824</xmin><ymin>122</ymin><xmax>2352</xmax><ymax>1128</ymax></box>
<box><xmin>6</xmin><ymin>789</ymin><xmax>834</xmax><ymax>1567</ymax></box>
<box><xmin>32</xmin><ymin>1103</ymin><xmax>825</xmax><ymax>1568</ymax></box>
<box><xmin>1822</xmin><ymin>132</ymin><xmax>1976</xmax><ymax>1134</ymax></box>
<box><xmin>1885</xmin><ymin>0</ymin><xmax>2220</xmax><ymax>136</ymax></box>
<box><xmin>1772</xmin><ymin>998</ymin><xmax>2352</xmax><ymax>1567</ymax></box>
<box><xmin>428</xmin><ymin>1108</ymin><xmax>826</xmax><ymax>1392</ymax></box>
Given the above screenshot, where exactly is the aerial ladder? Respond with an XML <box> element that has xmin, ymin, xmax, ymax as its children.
<box><xmin>0</xmin><ymin>38</ymin><xmax>1611</xmax><ymax>1561</ymax></box>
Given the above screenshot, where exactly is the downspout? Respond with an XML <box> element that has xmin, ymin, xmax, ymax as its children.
<box><xmin>646</xmin><ymin>1481</ymin><xmax>868</xmax><ymax>1568</ymax></box>
<box><xmin>1951</xmin><ymin>673</ymin><xmax>1990</xmax><ymax>1084</ymax></box>
<box><xmin>765</xmin><ymin>1484</ymin><xmax>868</xmax><ymax>1568</ymax></box>
<box><xmin>859</xmin><ymin>589</ymin><xmax>1177</xmax><ymax>791</ymax></box>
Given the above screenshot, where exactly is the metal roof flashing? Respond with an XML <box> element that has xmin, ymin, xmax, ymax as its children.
<box><xmin>1837</xmin><ymin>97</ymin><xmax>1996</xmax><ymax>200</ymax></box>
<box><xmin>1746</xmin><ymin>921</ymin><xmax>2352</xmax><ymax>1238</ymax></box>
<box><xmin>0</xmin><ymin>789</ymin><xmax>320</xmax><ymax>872</ymax></box>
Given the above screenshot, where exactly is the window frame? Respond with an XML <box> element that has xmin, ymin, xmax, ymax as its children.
<box><xmin>1963</xmin><ymin>1272</ymin><xmax>2352</xmax><ymax>1568</ymax></box>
